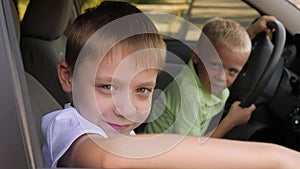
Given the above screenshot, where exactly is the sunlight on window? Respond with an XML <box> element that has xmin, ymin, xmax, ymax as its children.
<box><xmin>17</xmin><ymin>0</ymin><xmax>30</xmax><ymax>20</ymax></box>
<box><xmin>80</xmin><ymin>0</ymin><xmax>259</xmax><ymax>41</ymax></box>
<box><xmin>287</xmin><ymin>0</ymin><xmax>300</xmax><ymax>9</ymax></box>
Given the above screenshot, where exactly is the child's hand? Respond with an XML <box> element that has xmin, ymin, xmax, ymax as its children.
<box><xmin>226</xmin><ymin>101</ymin><xmax>256</xmax><ymax>127</ymax></box>
<box><xmin>210</xmin><ymin>101</ymin><xmax>256</xmax><ymax>138</ymax></box>
<box><xmin>247</xmin><ymin>15</ymin><xmax>277</xmax><ymax>39</ymax></box>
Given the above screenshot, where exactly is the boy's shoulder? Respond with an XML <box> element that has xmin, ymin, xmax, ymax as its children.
<box><xmin>42</xmin><ymin>103</ymin><xmax>75</xmax><ymax>118</ymax></box>
<box><xmin>41</xmin><ymin>104</ymin><xmax>110</xmax><ymax>138</ymax></box>
<box><xmin>41</xmin><ymin>104</ymin><xmax>77</xmax><ymax>127</ymax></box>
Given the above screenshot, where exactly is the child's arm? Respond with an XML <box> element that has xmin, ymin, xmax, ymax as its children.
<box><xmin>246</xmin><ymin>15</ymin><xmax>277</xmax><ymax>39</ymax></box>
<box><xmin>59</xmin><ymin>133</ymin><xmax>300</xmax><ymax>168</ymax></box>
<box><xmin>210</xmin><ymin>101</ymin><xmax>255</xmax><ymax>138</ymax></box>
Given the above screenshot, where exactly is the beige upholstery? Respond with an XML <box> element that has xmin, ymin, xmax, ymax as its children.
<box><xmin>26</xmin><ymin>73</ymin><xmax>62</xmax><ymax>143</ymax></box>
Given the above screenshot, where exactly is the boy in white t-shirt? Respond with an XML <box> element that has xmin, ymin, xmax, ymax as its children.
<box><xmin>41</xmin><ymin>1</ymin><xmax>300</xmax><ymax>168</ymax></box>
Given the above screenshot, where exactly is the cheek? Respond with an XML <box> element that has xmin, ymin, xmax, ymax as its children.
<box><xmin>133</xmin><ymin>97</ymin><xmax>152</xmax><ymax>113</ymax></box>
<box><xmin>197</xmin><ymin>70</ymin><xmax>211</xmax><ymax>90</ymax></box>
<box><xmin>197</xmin><ymin>66</ymin><xmax>209</xmax><ymax>81</ymax></box>
<box><xmin>132</xmin><ymin>96</ymin><xmax>152</xmax><ymax>122</ymax></box>
<box><xmin>226</xmin><ymin>75</ymin><xmax>237</xmax><ymax>87</ymax></box>
<box><xmin>95</xmin><ymin>92</ymin><xmax>112</xmax><ymax>116</ymax></box>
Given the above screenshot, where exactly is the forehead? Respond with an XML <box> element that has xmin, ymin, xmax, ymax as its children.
<box><xmin>215</xmin><ymin>44</ymin><xmax>249</xmax><ymax>68</ymax></box>
<box><xmin>97</xmin><ymin>48</ymin><xmax>159</xmax><ymax>79</ymax></box>
<box><xmin>96</xmin><ymin>57</ymin><xmax>158</xmax><ymax>88</ymax></box>
<box><xmin>197</xmin><ymin>41</ymin><xmax>249</xmax><ymax>71</ymax></box>
<box><xmin>100</xmin><ymin>43</ymin><xmax>163</xmax><ymax>70</ymax></box>
<box><xmin>100</xmin><ymin>46</ymin><xmax>144</xmax><ymax>70</ymax></box>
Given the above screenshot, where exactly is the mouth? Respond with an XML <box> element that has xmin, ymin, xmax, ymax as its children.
<box><xmin>210</xmin><ymin>83</ymin><xmax>226</xmax><ymax>93</ymax></box>
<box><xmin>107</xmin><ymin>122</ymin><xmax>131</xmax><ymax>131</ymax></box>
<box><xmin>210</xmin><ymin>79</ymin><xmax>226</xmax><ymax>89</ymax></box>
<box><xmin>211</xmin><ymin>83</ymin><xmax>226</xmax><ymax>89</ymax></box>
<box><xmin>213</xmin><ymin>84</ymin><xmax>225</xmax><ymax>88</ymax></box>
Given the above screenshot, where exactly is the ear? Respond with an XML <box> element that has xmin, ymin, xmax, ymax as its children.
<box><xmin>190</xmin><ymin>49</ymin><xmax>200</xmax><ymax>64</ymax></box>
<box><xmin>57</xmin><ymin>61</ymin><xmax>72</xmax><ymax>92</ymax></box>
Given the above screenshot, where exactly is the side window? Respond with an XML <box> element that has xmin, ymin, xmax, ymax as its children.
<box><xmin>80</xmin><ymin>0</ymin><xmax>259</xmax><ymax>41</ymax></box>
<box><xmin>16</xmin><ymin>0</ymin><xmax>30</xmax><ymax>20</ymax></box>
<box><xmin>81</xmin><ymin>0</ymin><xmax>102</xmax><ymax>13</ymax></box>
<box><xmin>191</xmin><ymin>0</ymin><xmax>260</xmax><ymax>28</ymax></box>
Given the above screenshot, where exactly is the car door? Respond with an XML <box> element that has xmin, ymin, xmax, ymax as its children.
<box><xmin>0</xmin><ymin>0</ymin><xmax>43</xmax><ymax>168</ymax></box>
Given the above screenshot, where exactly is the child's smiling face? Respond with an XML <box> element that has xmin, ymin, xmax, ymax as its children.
<box><xmin>95</xmin><ymin>52</ymin><xmax>158</xmax><ymax>136</ymax></box>
<box><xmin>194</xmin><ymin>42</ymin><xmax>249</xmax><ymax>95</ymax></box>
<box><xmin>73</xmin><ymin>47</ymin><xmax>160</xmax><ymax>137</ymax></box>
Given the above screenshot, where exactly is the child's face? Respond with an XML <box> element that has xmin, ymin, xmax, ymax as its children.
<box><xmin>74</xmin><ymin>49</ymin><xmax>159</xmax><ymax>136</ymax></box>
<box><xmin>196</xmin><ymin>43</ymin><xmax>249</xmax><ymax>94</ymax></box>
<box><xmin>97</xmin><ymin>55</ymin><xmax>158</xmax><ymax>135</ymax></box>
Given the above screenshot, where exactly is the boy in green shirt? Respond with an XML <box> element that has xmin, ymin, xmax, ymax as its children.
<box><xmin>145</xmin><ymin>16</ymin><xmax>276</xmax><ymax>137</ymax></box>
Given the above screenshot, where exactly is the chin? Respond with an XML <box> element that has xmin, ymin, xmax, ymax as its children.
<box><xmin>211</xmin><ymin>87</ymin><xmax>225</xmax><ymax>94</ymax></box>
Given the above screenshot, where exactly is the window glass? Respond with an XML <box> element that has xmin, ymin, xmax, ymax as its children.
<box><xmin>287</xmin><ymin>0</ymin><xmax>300</xmax><ymax>9</ymax></box>
<box><xmin>81</xmin><ymin>0</ymin><xmax>260</xmax><ymax>41</ymax></box>
<box><xmin>17</xmin><ymin>0</ymin><xmax>30</xmax><ymax>20</ymax></box>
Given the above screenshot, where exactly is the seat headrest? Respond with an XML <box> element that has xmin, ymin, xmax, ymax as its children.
<box><xmin>21</xmin><ymin>0</ymin><xmax>73</xmax><ymax>40</ymax></box>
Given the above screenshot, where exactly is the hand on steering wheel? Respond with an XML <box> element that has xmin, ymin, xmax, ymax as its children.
<box><xmin>229</xmin><ymin>20</ymin><xmax>286</xmax><ymax>108</ymax></box>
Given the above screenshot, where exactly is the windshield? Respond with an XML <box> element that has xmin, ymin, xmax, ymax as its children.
<box><xmin>81</xmin><ymin>0</ymin><xmax>260</xmax><ymax>41</ymax></box>
<box><xmin>287</xmin><ymin>0</ymin><xmax>300</xmax><ymax>9</ymax></box>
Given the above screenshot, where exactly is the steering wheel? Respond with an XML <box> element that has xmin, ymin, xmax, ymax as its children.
<box><xmin>228</xmin><ymin>20</ymin><xmax>286</xmax><ymax>108</ymax></box>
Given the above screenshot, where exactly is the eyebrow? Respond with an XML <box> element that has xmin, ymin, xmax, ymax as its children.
<box><xmin>95</xmin><ymin>77</ymin><xmax>156</xmax><ymax>86</ymax></box>
<box><xmin>94</xmin><ymin>77</ymin><xmax>121</xmax><ymax>84</ymax></box>
<box><xmin>228</xmin><ymin>68</ymin><xmax>240</xmax><ymax>73</ymax></box>
<box><xmin>137</xmin><ymin>81</ymin><xmax>156</xmax><ymax>87</ymax></box>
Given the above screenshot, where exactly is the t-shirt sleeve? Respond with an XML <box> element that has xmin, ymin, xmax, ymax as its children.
<box><xmin>41</xmin><ymin>110</ymin><xmax>87</xmax><ymax>167</ymax></box>
<box><xmin>41</xmin><ymin>108</ymin><xmax>107</xmax><ymax>167</ymax></box>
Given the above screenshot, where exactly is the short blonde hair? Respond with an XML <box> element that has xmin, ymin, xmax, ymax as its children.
<box><xmin>66</xmin><ymin>1</ymin><xmax>166</xmax><ymax>72</ymax></box>
<box><xmin>105</xmin><ymin>34</ymin><xmax>166</xmax><ymax>71</ymax></box>
<box><xmin>200</xmin><ymin>17</ymin><xmax>251</xmax><ymax>54</ymax></box>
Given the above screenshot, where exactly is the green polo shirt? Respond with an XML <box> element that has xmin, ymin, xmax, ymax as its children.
<box><xmin>145</xmin><ymin>59</ymin><xmax>229</xmax><ymax>136</ymax></box>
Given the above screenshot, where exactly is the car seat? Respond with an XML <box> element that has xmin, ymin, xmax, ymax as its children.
<box><xmin>26</xmin><ymin>73</ymin><xmax>62</xmax><ymax>144</ymax></box>
<box><xmin>20</xmin><ymin>0</ymin><xmax>73</xmax><ymax>106</ymax></box>
<box><xmin>154</xmin><ymin>39</ymin><xmax>191</xmax><ymax>94</ymax></box>
<box><xmin>25</xmin><ymin>73</ymin><xmax>62</xmax><ymax>168</ymax></box>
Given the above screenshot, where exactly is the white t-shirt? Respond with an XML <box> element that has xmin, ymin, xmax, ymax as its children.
<box><xmin>41</xmin><ymin>104</ymin><xmax>135</xmax><ymax>167</ymax></box>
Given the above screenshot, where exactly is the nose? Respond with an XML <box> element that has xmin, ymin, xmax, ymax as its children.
<box><xmin>113</xmin><ymin>91</ymin><xmax>136</xmax><ymax>120</ymax></box>
<box><xmin>215</xmin><ymin>69</ymin><xmax>227</xmax><ymax>83</ymax></box>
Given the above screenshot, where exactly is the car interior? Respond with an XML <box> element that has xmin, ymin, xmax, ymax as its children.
<box><xmin>3</xmin><ymin>0</ymin><xmax>194</xmax><ymax>167</ymax></box>
<box><xmin>3</xmin><ymin>0</ymin><xmax>77</xmax><ymax>168</ymax></box>
<box><xmin>2</xmin><ymin>0</ymin><xmax>300</xmax><ymax>168</ymax></box>
<box><xmin>20</xmin><ymin>0</ymin><xmax>74</xmax><ymax>106</ymax></box>
<box><xmin>1</xmin><ymin>0</ymin><xmax>47</xmax><ymax>168</ymax></box>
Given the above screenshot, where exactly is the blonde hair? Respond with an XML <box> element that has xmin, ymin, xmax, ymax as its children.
<box><xmin>201</xmin><ymin>17</ymin><xmax>251</xmax><ymax>54</ymax></box>
<box><xmin>105</xmin><ymin>34</ymin><xmax>166</xmax><ymax>71</ymax></box>
<box><xmin>66</xmin><ymin>1</ymin><xmax>166</xmax><ymax>72</ymax></box>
